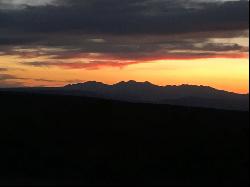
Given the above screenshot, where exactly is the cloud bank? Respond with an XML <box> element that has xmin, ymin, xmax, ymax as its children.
<box><xmin>0</xmin><ymin>0</ymin><xmax>249</xmax><ymax>69</ymax></box>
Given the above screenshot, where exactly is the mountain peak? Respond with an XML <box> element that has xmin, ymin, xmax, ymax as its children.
<box><xmin>64</xmin><ymin>81</ymin><xmax>108</xmax><ymax>89</ymax></box>
<box><xmin>115</xmin><ymin>80</ymin><xmax>155</xmax><ymax>86</ymax></box>
<box><xmin>116</xmin><ymin>80</ymin><xmax>137</xmax><ymax>85</ymax></box>
<box><xmin>83</xmin><ymin>81</ymin><xmax>107</xmax><ymax>86</ymax></box>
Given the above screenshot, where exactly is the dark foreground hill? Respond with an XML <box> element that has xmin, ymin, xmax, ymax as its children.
<box><xmin>0</xmin><ymin>92</ymin><xmax>249</xmax><ymax>185</ymax></box>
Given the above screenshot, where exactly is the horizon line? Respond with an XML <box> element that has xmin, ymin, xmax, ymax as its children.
<box><xmin>1</xmin><ymin>80</ymin><xmax>249</xmax><ymax>95</ymax></box>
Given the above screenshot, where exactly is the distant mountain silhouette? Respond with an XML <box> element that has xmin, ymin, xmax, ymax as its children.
<box><xmin>63</xmin><ymin>81</ymin><xmax>249</xmax><ymax>111</ymax></box>
<box><xmin>1</xmin><ymin>80</ymin><xmax>248</xmax><ymax>111</ymax></box>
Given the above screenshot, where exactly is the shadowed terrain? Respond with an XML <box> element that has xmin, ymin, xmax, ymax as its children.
<box><xmin>0</xmin><ymin>91</ymin><xmax>249</xmax><ymax>185</ymax></box>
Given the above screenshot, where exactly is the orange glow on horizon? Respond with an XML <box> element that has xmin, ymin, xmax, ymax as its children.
<box><xmin>1</xmin><ymin>55</ymin><xmax>248</xmax><ymax>94</ymax></box>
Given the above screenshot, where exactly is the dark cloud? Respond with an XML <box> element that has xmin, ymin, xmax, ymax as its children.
<box><xmin>0</xmin><ymin>0</ymin><xmax>248</xmax><ymax>71</ymax></box>
<box><xmin>20</xmin><ymin>49</ymin><xmax>247</xmax><ymax>70</ymax></box>
<box><xmin>0</xmin><ymin>72</ymin><xmax>84</xmax><ymax>87</ymax></box>
<box><xmin>3</xmin><ymin>40</ymin><xmax>247</xmax><ymax>61</ymax></box>
<box><xmin>0</xmin><ymin>74</ymin><xmax>19</xmax><ymax>81</ymax></box>
<box><xmin>30</xmin><ymin>78</ymin><xmax>84</xmax><ymax>83</ymax></box>
<box><xmin>0</xmin><ymin>81</ymin><xmax>24</xmax><ymax>88</ymax></box>
<box><xmin>21</xmin><ymin>60</ymin><xmax>137</xmax><ymax>70</ymax></box>
<box><xmin>0</xmin><ymin>67</ymin><xmax>8</xmax><ymax>71</ymax></box>
<box><xmin>0</xmin><ymin>0</ymin><xmax>248</xmax><ymax>35</ymax></box>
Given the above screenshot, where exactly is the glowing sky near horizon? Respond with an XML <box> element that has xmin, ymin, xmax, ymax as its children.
<box><xmin>0</xmin><ymin>0</ymin><xmax>249</xmax><ymax>93</ymax></box>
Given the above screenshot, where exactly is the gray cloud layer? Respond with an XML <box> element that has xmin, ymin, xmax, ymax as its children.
<box><xmin>0</xmin><ymin>0</ymin><xmax>248</xmax><ymax>35</ymax></box>
<box><xmin>0</xmin><ymin>0</ymin><xmax>249</xmax><ymax>70</ymax></box>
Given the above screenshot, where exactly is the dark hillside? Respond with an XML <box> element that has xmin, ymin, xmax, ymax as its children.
<box><xmin>0</xmin><ymin>92</ymin><xmax>249</xmax><ymax>185</ymax></box>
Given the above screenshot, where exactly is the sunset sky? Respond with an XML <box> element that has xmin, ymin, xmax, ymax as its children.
<box><xmin>0</xmin><ymin>0</ymin><xmax>249</xmax><ymax>93</ymax></box>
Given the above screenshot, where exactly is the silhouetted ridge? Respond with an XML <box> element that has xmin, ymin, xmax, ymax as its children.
<box><xmin>62</xmin><ymin>81</ymin><xmax>249</xmax><ymax>111</ymax></box>
<box><xmin>114</xmin><ymin>80</ymin><xmax>157</xmax><ymax>89</ymax></box>
<box><xmin>65</xmin><ymin>81</ymin><xmax>108</xmax><ymax>88</ymax></box>
<box><xmin>1</xmin><ymin>81</ymin><xmax>249</xmax><ymax>111</ymax></box>
<box><xmin>65</xmin><ymin>81</ymin><xmax>228</xmax><ymax>93</ymax></box>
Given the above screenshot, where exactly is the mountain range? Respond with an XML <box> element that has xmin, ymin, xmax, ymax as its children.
<box><xmin>1</xmin><ymin>80</ymin><xmax>249</xmax><ymax>111</ymax></box>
